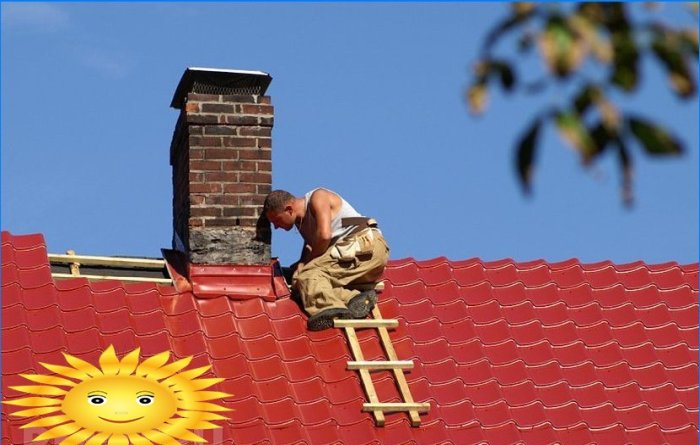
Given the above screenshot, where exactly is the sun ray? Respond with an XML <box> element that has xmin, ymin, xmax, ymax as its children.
<box><xmin>176</xmin><ymin>411</ymin><xmax>228</xmax><ymax>421</ymax></box>
<box><xmin>34</xmin><ymin>421</ymin><xmax>82</xmax><ymax>441</ymax></box>
<box><xmin>187</xmin><ymin>420</ymin><xmax>221</xmax><ymax>430</ymax></box>
<box><xmin>10</xmin><ymin>385</ymin><xmax>68</xmax><ymax>396</ymax></box>
<box><xmin>107</xmin><ymin>433</ymin><xmax>128</xmax><ymax>445</ymax></box>
<box><xmin>118</xmin><ymin>348</ymin><xmax>141</xmax><ymax>375</ymax></box>
<box><xmin>62</xmin><ymin>353</ymin><xmax>103</xmax><ymax>377</ymax></box>
<box><xmin>135</xmin><ymin>351</ymin><xmax>171</xmax><ymax>377</ymax></box>
<box><xmin>188</xmin><ymin>391</ymin><xmax>232</xmax><ymax>402</ymax></box>
<box><xmin>159</xmin><ymin>422</ymin><xmax>206</xmax><ymax>443</ymax></box>
<box><xmin>39</xmin><ymin>362</ymin><xmax>93</xmax><ymax>381</ymax></box>
<box><xmin>7</xmin><ymin>406</ymin><xmax>63</xmax><ymax>417</ymax></box>
<box><xmin>20</xmin><ymin>414</ymin><xmax>71</xmax><ymax>429</ymax></box>
<box><xmin>142</xmin><ymin>430</ymin><xmax>180</xmax><ymax>445</ymax></box>
<box><xmin>4</xmin><ymin>396</ymin><xmax>62</xmax><ymax>407</ymax></box>
<box><xmin>127</xmin><ymin>433</ymin><xmax>154</xmax><ymax>445</ymax></box>
<box><xmin>85</xmin><ymin>432</ymin><xmax>110</xmax><ymax>445</ymax></box>
<box><xmin>99</xmin><ymin>346</ymin><xmax>120</xmax><ymax>376</ymax></box>
<box><xmin>162</xmin><ymin>365</ymin><xmax>211</xmax><ymax>387</ymax></box>
<box><xmin>187</xmin><ymin>378</ymin><xmax>225</xmax><ymax>391</ymax></box>
<box><xmin>177</xmin><ymin>401</ymin><xmax>231</xmax><ymax>412</ymax></box>
<box><xmin>59</xmin><ymin>428</ymin><xmax>94</xmax><ymax>445</ymax></box>
<box><xmin>20</xmin><ymin>373</ymin><xmax>76</xmax><ymax>387</ymax></box>
<box><xmin>143</xmin><ymin>356</ymin><xmax>193</xmax><ymax>381</ymax></box>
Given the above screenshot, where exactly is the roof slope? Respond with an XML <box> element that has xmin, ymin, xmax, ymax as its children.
<box><xmin>2</xmin><ymin>231</ymin><xmax>698</xmax><ymax>444</ymax></box>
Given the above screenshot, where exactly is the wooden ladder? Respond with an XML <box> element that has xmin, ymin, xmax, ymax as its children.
<box><xmin>335</xmin><ymin>304</ymin><xmax>430</xmax><ymax>427</ymax></box>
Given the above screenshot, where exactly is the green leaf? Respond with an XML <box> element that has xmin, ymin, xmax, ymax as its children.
<box><xmin>515</xmin><ymin>116</ymin><xmax>542</xmax><ymax>193</ymax></box>
<box><xmin>628</xmin><ymin>117</ymin><xmax>683</xmax><ymax>155</ymax></box>
<box><xmin>588</xmin><ymin>122</ymin><xmax>614</xmax><ymax>160</ymax></box>
<box><xmin>679</xmin><ymin>29</ymin><xmax>699</xmax><ymax>57</ymax></box>
<box><xmin>610</xmin><ymin>30</ymin><xmax>639</xmax><ymax>91</ymax></box>
<box><xmin>466</xmin><ymin>81</ymin><xmax>488</xmax><ymax>115</ymax></box>
<box><xmin>539</xmin><ymin>15</ymin><xmax>578</xmax><ymax>77</ymax></box>
<box><xmin>573</xmin><ymin>84</ymin><xmax>602</xmax><ymax>115</ymax></box>
<box><xmin>554</xmin><ymin>111</ymin><xmax>597</xmax><ymax>162</ymax></box>
<box><xmin>651</xmin><ymin>28</ymin><xmax>696</xmax><ymax>98</ymax></box>
<box><xmin>484</xmin><ymin>5</ymin><xmax>537</xmax><ymax>50</ymax></box>
<box><xmin>613</xmin><ymin>136</ymin><xmax>634</xmax><ymax>207</ymax></box>
<box><xmin>599</xmin><ymin>4</ymin><xmax>639</xmax><ymax>91</ymax></box>
<box><xmin>493</xmin><ymin>61</ymin><xmax>516</xmax><ymax>91</ymax></box>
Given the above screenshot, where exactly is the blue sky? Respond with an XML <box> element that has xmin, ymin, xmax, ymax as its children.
<box><xmin>2</xmin><ymin>2</ymin><xmax>698</xmax><ymax>267</ymax></box>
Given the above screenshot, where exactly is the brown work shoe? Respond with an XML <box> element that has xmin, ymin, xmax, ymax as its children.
<box><xmin>347</xmin><ymin>290</ymin><xmax>377</xmax><ymax>319</ymax></box>
<box><xmin>307</xmin><ymin>308</ymin><xmax>352</xmax><ymax>331</ymax></box>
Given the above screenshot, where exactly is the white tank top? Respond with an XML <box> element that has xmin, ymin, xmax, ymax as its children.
<box><xmin>299</xmin><ymin>188</ymin><xmax>363</xmax><ymax>244</ymax></box>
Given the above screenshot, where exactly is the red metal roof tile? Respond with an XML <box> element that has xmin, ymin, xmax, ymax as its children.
<box><xmin>452</xmin><ymin>263</ymin><xmax>488</xmax><ymax>287</ymax></box>
<box><xmin>482</xmin><ymin>421</ymin><xmax>521</xmax><ymax>444</ymax></box>
<box><xmin>492</xmin><ymin>360</ymin><xmax>528</xmax><ymax>386</ymax></box>
<box><xmin>3</xmin><ymin>232</ymin><xmax>698</xmax><ymax>444</ymax></box>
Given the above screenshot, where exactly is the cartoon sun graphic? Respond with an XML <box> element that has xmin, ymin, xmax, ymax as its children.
<box><xmin>4</xmin><ymin>345</ymin><xmax>231</xmax><ymax>444</ymax></box>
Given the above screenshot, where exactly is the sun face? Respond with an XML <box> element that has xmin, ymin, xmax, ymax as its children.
<box><xmin>4</xmin><ymin>346</ymin><xmax>231</xmax><ymax>444</ymax></box>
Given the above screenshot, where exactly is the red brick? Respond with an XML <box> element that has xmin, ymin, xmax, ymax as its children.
<box><xmin>207</xmin><ymin>195</ymin><xmax>238</xmax><ymax>206</ymax></box>
<box><xmin>201</xmin><ymin>103</ymin><xmax>235</xmax><ymax>113</ymax></box>
<box><xmin>191</xmin><ymin>207</ymin><xmax>221</xmax><ymax>217</ymax></box>
<box><xmin>204</xmin><ymin>126</ymin><xmax>237</xmax><ymax>136</ymax></box>
<box><xmin>225</xmin><ymin>115</ymin><xmax>259</xmax><ymax>125</ymax></box>
<box><xmin>258</xmin><ymin>138</ymin><xmax>272</xmax><ymax>148</ymax></box>
<box><xmin>204</xmin><ymin>218</ymin><xmax>241</xmax><ymax>227</ymax></box>
<box><xmin>190</xmin><ymin>196</ymin><xmax>205</xmax><ymax>205</ymax></box>
<box><xmin>185</xmin><ymin>102</ymin><xmax>200</xmax><ymax>113</ymax></box>
<box><xmin>259</xmin><ymin>96</ymin><xmax>271</xmax><ymax>104</ymax></box>
<box><xmin>204</xmin><ymin>172</ymin><xmax>238</xmax><ymax>182</ymax></box>
<box><xmin>260</xmin><ymin>117</ymin><xmax>274</xmax><ymax>126</ymax></box>
<box><xmin>190</xmin><ymin>148</ymin><xmax>205</xmax><ymax>160</ymax></box>
<box><xmin>224</xmin><ymin>184</ymin><xmax>257</xmax><ymax>194</ymax></box>
<box><xmin>257</xmin><ymin>161</ymin><xmax>272</xmax><ymax>172</ymax></box>
<box><xmin>239</xmin><ymin>172</ymin><xmax>271</xmax><ymax>184</ymax></box>
<box><xmin>188</xmin><ymin>218</ymin><xmax>204</xmax><ymax>228</ymax></box>
<box><xmin>190</xmin><ymin>183</ymin><xmax>222</xmax><ymax>193</ymax></box>
<box><xmin>222</xmin><ymin>137</ymin><xmax>257</xmax><ymax>148</ymax></box>
<box><xmin>190</xmin><ymin>160</ymin><xmax>221</xmax><ymax>171</ymax></box>
<box><xmin>239</xmin><ymin>195</ymin><xmax>265</xmax><ymax>206</ymax></box>
<box><xmin>204</xmin><ymin>148</ymin><xmax>237</xmax><ymax>160</ymax></box>
<box><xmin>221</xmin><ymin>161</ymin><xmax>256</xmax><ymax>172</ymax></box>
<box><xmin>239</xmin><ymin>149</ymin><xmax>271</xmax><ymax>160</ymax></box>
<box><xmin>189</xmin><ymin>172</ymin><xmax>204</xmax><ymax>183</ymax></box>
<box><xmin>240</xmin><ymin>104</ymin><xmax>274</xmax><ymax>115</ymax></box>
<box><xmin>220</xmin><ymin>94</ymin><xmax>257</xmax><ymax>103</ymax></box>
<box><xmin>186</xmin><ymin>114</ymin><xmax>218</xmax><ymax>124</ymax></box>
<box><xmin>189</xmin><ymin>136</ymin><xmax>222</xmax><ymax>147</ymax></box>
<box><xmin>257</xmin><ymin>184</ymin><xmax>272</xmax><ymax>195</ymax></box>
<box><xmin>223</xmin><ymin>208</ymin><xmax>257</xmax><ymax>217</ymax></box>
<box><xmin>238</xmin><ymin>127</ymin><xmax>272</xmax><ymax>137</ymax></box>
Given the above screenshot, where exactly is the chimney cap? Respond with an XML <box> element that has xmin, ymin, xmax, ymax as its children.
<box><xmin>171</xmin><ymin>67</ymin><xmax>272</xmax><ymax>109</ymax></box>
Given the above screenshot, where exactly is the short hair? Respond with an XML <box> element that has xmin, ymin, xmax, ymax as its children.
<box><xmin>263</xmin><ymin>190</ymin><xmax>295</xmax><ymax>213</ymax></box>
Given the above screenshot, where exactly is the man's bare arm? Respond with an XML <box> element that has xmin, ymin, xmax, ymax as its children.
<box><xmin>307</xmin><ymin>190</ymin><xmax>333</xmax><ymax>259</ymax></box>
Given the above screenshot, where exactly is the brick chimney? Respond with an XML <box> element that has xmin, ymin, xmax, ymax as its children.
<box><xmin>169</xmin><ymin>67</ymin><xmax>273</xmax><ymax>265</ymax></box>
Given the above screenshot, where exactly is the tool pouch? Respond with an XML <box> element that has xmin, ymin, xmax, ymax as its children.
<box><xmin>331</xmin><ymin>228</ymin><xmax>375</xmax><ymax>262</ymax></box>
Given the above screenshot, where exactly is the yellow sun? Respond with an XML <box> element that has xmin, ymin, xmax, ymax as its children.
<box><xmin>4</xmin><ymin>345</ymin><xmax>231</xmax><ymax>444</ymax></box>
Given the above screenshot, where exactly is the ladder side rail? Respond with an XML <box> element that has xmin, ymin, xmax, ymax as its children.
<box><xmin>344</xmin><ymin>326</ymin><xmax>386</xmax><ymax>426</ymax></box>
<box><xmin>371</xmin><ymin>306</ymin><xmax>423</xmax><ymax>426</ymax></box>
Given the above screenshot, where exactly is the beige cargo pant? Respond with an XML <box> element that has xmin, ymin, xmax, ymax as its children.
<box><xmin>293</xmin><ymin>229</ymin><xmax>389</xmax><ymax>316</ymax></box>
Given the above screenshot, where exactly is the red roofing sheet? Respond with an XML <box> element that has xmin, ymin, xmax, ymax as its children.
<box><xmin>2</xmin><ymin>231</ymin><xmax>699</xmax><ymax>444</ymax></box>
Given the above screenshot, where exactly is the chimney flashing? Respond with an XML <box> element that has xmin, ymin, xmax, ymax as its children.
<box><xmin>171</xmin><ymin>67</ymin><xmax>272</xmax><ymax>109</ymax></box>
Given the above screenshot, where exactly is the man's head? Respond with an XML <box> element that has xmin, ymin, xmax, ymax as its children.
<box><xmin>263</xmin><ymin>190</ymin><xmax>296</xmax><ymax>231</ymax></box>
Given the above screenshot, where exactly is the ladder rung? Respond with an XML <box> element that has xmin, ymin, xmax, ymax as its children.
<box><xmin>363</xmin><ymin>402</ymin><xmax>431</xmax><ymax>413</ymax></box>
<box><xmin>348</xmin><ymin>360</ymin><xmax>414</xmax><ymax>370</ymax></box>
<box><xmin>334</xmin><ymin>319</ymin><xmax>398</xmax><ymax>328</ymax></box>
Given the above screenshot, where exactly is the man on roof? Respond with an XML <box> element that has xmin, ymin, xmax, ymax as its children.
<box><xmin>263</xmin><ymin>188</ymin><xmax>389</xmax><ymax>331</ymax></box>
